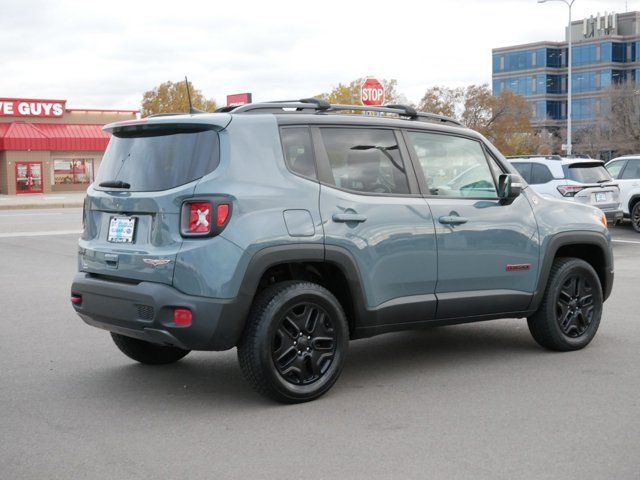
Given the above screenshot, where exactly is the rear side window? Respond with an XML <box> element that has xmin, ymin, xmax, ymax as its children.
<box><xmin>621</xmin><ymin>159</ymin><xmax>640</xmax><ymax>179</ymax></box>
<box><xmin>280</xmin><ymin>127</ymin><xmax>316</xmax><ymax>179</ymax></box>
<box><xmin>563</xmin><ymin>163</ymin><xmax>612</xmax><ymax>184</ymax></box>
<box><xmin>96</xmin><ymin>127</ymin><xmax>219</xmax><ymax>192</ymax></box>
<box><xmin>512</xmin><ymin>162</ymin><xmax>532</xmax><ymax>183</ymax></box>
<box><xmin>606</xmin><ymin>160</ymin><xmax>626</xmax><ymax>179</ymax></box>
<box><xmin>407</xmin><ymin>131</ymin><xmax>497</xmax><ymax>198</ymax></box>
<box><xmin>319</xmin><ymin>128</ymin><xmax>410</xmax><ymax>194</ymax></box>
<box><xmin>531</xmin><ymin>163</ymin><xmax>554</xmax><ymax>184</ymax></box>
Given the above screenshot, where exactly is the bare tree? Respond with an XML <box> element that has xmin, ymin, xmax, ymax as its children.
<box><xmin>606</xmin><ymin>80</ymin><xmax>640</xmax><ymax>155</ymax></box>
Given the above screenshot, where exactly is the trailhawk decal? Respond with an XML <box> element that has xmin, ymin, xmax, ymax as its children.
<box><xmin>506</xmin><ymin>263</ymin><xmax>532</xmax><ymax>272</ymax></box>
<box><xmin>143</xmin><ymin>258</ymin><xmax>172</xmax><ymax>267</ymax></box>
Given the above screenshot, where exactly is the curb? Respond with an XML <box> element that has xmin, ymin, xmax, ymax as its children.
<box><xmin>0</xmin><ymin>202</ymin><xmax>84</xmax><ymax>210</ymax></box>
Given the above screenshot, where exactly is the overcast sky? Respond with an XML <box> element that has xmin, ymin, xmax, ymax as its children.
<box><xmin>0</xmin><ymin>0</ymin><xmax>634</xmax><ymax>109</ymax></box>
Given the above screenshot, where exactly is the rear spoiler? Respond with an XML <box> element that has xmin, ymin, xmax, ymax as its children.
<box><xmin>104</xmin><ymin>113</ymin><xmax>232</xmax><ymax>134</ymax></box>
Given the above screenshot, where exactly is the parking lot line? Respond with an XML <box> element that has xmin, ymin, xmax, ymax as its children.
<box><xmin>612</xmin><ymin>239</ymin><xmax>640</xmax><ymax>245</ymax></box>
<box><xmin>0</xmin><ymin>230</ymin><xmax>82</xmax><ymax>238</ymax></box>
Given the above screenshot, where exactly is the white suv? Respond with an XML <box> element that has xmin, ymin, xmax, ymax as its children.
<box><xmin>508</xmin><ymin>156</ymin><xmax>623</xmax><ymax>224</ymax></box>
<box><xmin>605</xmin><ymin>155</ymin><xmax>640</xmax><ymax>232</ymax></box>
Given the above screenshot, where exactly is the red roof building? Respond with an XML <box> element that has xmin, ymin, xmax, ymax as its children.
<box><xmin>0</xmin><ymin>98</ymin><xmax>137</xmax><ymax>195</ymax></box>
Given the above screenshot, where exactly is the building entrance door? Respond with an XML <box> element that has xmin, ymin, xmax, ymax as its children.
<box><xmin>15</xmin><ymin>162</ymin><xmax>44</xmax><ymax>194</ymax></box>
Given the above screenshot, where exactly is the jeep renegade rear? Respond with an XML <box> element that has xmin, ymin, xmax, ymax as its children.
<box><xmin>72</xmin><ymin>100</ymin><xmax>614</xmax><ymax>403</ymax></box>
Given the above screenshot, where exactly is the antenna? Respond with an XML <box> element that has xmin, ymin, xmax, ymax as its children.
<box><xmin>184</xmin><ymin>76</ymin><xmax>205</xmax><ymax>114</ymax></box>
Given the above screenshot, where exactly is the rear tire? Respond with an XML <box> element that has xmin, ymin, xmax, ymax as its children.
<box><xmin>527</xmin><ymin>258</ymin><xmax>603</xmax><ymax>351</ymax></box>
<box><xmin>111</xmin><ymin>333</ymin><xmax>190</xmax><ymax>365</ymax></box>
<box><xmin>237</xmin><ymin>281</ymin><xmax>349</xmax><ymax>403</ymax></box>
<box><xmin>631</xmin><ymin>201</ymin><xmax>640</xmax><ymax>233</ymax></box>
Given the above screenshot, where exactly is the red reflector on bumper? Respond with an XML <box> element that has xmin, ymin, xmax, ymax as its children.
<box><xmin>71</xmin><ymin>295</ymin><xmax>82</xmax><ymax>305</ymax></box>
<box><xmin>174</xmin><ymin>308</ymin><xmax>192</xmax><ymax>326</ymax></box>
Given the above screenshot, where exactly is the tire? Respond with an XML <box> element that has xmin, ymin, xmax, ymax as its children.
<box><xmin>527</xmin><ymin>257</ymin><xmax>603</xmax><ymax>351</ymax></box>
<box><xmin>237</xmin><ymin>281</ymin><xmax>349</xmax><ymax>403</ymax></box>
<box><xmin>631</xmin><ymin>201</ymin><xmax>640</xmax><ymax>233</ymax></box>
<box><xmin>111</xmin><ymin>333</ymin><xmax>190</xmax><ymax>365</ymax></box>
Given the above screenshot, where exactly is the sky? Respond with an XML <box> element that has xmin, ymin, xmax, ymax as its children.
<box><xmin>0</xmin><ymin>0</ymin><xmax>635</xmax><ymax>110</ymax></box>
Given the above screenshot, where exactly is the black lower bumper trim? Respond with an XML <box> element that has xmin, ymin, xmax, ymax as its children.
<box><xmin>71</xmin><ymin>273</ymin><xmax>245</xmax><ymax>351</ymax></box>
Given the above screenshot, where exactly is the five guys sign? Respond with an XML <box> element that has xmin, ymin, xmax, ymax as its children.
<box><xmin>0</xmin><ymin>98</ymin><xmax>66</xmax><ymax>117</ymax></box>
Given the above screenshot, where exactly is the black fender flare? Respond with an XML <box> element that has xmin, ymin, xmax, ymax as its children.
<box><xmin>529</xmin><ymin>230</ymin><xmax>613</xmax><ymax>311</ymax></box>
<box><xmin>218</xmin><ymin>243</ymin><xmax>368</xmax><ymax>348</ymax></box>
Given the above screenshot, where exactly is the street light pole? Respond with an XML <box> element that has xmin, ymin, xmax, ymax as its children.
<box><xmin>538</xmin><ymin>0</ymin><xmax>575</xmax><ymax>156</ymax></box>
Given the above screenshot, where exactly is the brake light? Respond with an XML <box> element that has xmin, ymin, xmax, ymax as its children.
<box><xmin>216</xmin><ymin>204</ymin><xmax>230</xmax><ymax>226</ymax></box>
<box><xmin>557</xmin><ymin>185</ymin><xmax>585</xmax><ymax>197</ymax></box>
<box><xmin>188</xmin><ymin>202</ymin><xmax>212</xmax><ymax>233</ymax></box>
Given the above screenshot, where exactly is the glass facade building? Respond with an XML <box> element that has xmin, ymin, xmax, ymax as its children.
<box><xmin>492</xmin><ymin>11</ymin><xmax>640</xmax><ymax>130</ymax></box>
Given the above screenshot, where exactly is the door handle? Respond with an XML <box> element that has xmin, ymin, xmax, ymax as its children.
<box><xmin>332</xmin><ymin>213</ymin><xmax>367</xmax><ymax>223</ymax></box>
<box><xmin>438</xmin><ymin>215</ymin><xmax>468</xmax><ymax>225</ymax></box>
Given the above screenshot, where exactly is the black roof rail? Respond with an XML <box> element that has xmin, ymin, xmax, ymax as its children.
<box><xmin>506</xmin><ymin>155</ymin><xmax>563</xmax><ymax>160</ymax></box>
<box><xmin>225</xmin><ymin>100</ymin><xmax>463</xmax><ymax>127</ymax></box>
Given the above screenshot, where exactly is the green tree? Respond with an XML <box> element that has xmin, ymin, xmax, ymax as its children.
<box><xmin>417</xmin><ymin>84</ymin><xmax>538</xmax><ymax>156</ymax></box>
<box><xmin>141</xmin><ymin>80</ymin><xmax>217</xmax><ymax>117</ymax></box>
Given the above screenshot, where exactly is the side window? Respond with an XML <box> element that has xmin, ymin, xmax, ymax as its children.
<box><xmin>407</xmin><ymin>131</ymin><xmax>497</xmax><ymax>198</ymax></box>
<box><xmin>621</xmin><ymin>160</ymin><xmax>640</xmax><ymax>179</ymax></box>
<box><xmin>531</xmin><ymin>163</ymin><xmax>554</xmax><ymax>184</ymax></box>
<box><xmin>280</xmin><ymin>127</ymin><xmax>316</xmax><ymax>179</ymax></box>
<box><xmin>512</xmin><ymin>162</ymin><xmax>532</xmax><ymax>183</ymax></box>
<box><xmin>606</xmin><ymin>160</ymin><xmax>625</xmax><ymax>179</ymax></box>
<box><xmin>319</xmin><ymin>128</ymin><xmax>410</xmax><ymax>194</ymax></box>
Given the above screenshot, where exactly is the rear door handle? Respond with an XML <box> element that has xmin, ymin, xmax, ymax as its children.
<box><xmin>332</xmin><ymin>213</ymin><xmax>367</xmax><ymax>223</ymax></box>
<box><xmin>104</xmin><ymin>253</ymin><xmax>119</xmax><ymax>268</ymax></box>
<box><xmin>438</xmin><ymin>215</ymin><xmax>468</xmax><ymax>225</ymax></box>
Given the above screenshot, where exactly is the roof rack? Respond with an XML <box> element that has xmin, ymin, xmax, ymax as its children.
<box><xmin>506</xmin><ymin>155</ymin><xmax>563</xmax><ymax>160</ymax></box>
<box><xmin>222</xmin><ymin>99</ymin><xmax>463</xmax><ymax>127</ymax></box>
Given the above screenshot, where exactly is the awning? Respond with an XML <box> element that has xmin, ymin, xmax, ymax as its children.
<box><xmin>0</xmin><ymin>122</ymin><xmax>110</xmax><ymax>151</ymax></box>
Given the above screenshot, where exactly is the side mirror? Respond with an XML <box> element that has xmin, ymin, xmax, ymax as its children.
<box><xmin>498</xmin><ymin>173</ymin><xmax>523</xmax><ymax>203</ymax></box>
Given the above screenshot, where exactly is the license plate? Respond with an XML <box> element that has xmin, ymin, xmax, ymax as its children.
<box><xmin>595</xmin><ymin>192</ymin><xmax>607</xmax><ymax>203</ymax></box>
<box><xmin>108</xmin><ymin>216</ymin><xmax>136</xmax><ymax>243</ymax></box>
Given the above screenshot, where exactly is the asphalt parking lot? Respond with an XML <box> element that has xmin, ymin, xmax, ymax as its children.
<box><xmin>1</xmin><ymin>208</ymin><xmax>639</xmax><ymax>479</ymax></box>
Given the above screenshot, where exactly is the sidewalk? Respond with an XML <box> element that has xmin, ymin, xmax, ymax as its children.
<box><xmin>0</xmin><ymin>192</ymin><xmax>86</xmax><ymax>210</ymax></box>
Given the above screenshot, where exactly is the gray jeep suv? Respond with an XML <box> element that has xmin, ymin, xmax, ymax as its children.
<box><xmin>71</xmin><ymin>100</ymin><xmax>614</xmax><ymax>403</ymax></box>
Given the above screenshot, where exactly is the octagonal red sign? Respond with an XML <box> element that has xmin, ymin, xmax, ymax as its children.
<box><xmin>360</xmin><ymin>78</ymin><xmax>385</xmax><ymax>106</ymax></box>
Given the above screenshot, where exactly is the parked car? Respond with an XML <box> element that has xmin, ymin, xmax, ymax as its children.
<box><xmin>71</xmin><ymin>100</ymin><xmax>614</xmax><ymax>403</ymax></box>
<box><xmin>605</xmin><ymin>155</ymin><xmax>640</xmax><ymax>232</ymax></box>
<box><xmin>507</xmin><ymin>155</ymin><xmax>623</xmax><ymax>225</ymax></box>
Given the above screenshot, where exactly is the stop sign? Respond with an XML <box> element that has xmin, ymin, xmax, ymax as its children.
<box><xmin>360</xmin><ymin>77</ymin><xmax>385</xmax><ymax>106</ymax></box>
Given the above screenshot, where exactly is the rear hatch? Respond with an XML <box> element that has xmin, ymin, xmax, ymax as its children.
<box><xmin>560</xmin><ymin>162</ymin><xmax>620</xmax><ymax>210</ymax></box>
<box><xmin>80</xmin><ymin>120</ymin><xmax>224</xmax><ymax>284</ymax></box>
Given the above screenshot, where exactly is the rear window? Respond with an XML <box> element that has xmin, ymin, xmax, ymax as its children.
<box><xmin>562</xmin><ymin>163</ymin><xmax>611</xmax><ymax>184</ymax></box>
<box><xmin>96</xmin><ymin>126</ymin><xmax>219</xmax><ymax>191</ymax></box>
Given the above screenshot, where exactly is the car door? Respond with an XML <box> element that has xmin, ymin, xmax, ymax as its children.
<box><xmin>403</xmin><ymin>129</ymin><xmax>539</xmax><ymax>319</ymax></box>
<box><xmin>313</xmin><ymin>126</ymin><xmax>438</xmax><ymax>327</ymax></box>
<box><xmin>617</xmin><ymin>159</ymin><xmax>640</xmax><ymax>214</ymax></box>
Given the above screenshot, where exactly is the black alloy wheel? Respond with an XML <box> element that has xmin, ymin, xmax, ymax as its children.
<box><xmin>527</xmin><ymin>257</ymin><xmax>603</xmax><ymax>351</ymax></box>
<box><xmin>631</xmin><ymin>202</ymin><xmax>640</xmax><ymax>232</ymax></box>
<box><xmin>237</xmin><ymin>281</ymin><xmax>348</xmax><ymax>403</ymax></box>
<box><xmin>555</xmin><ymin>274</ymin><xmax>595</xmax><ymax>338</ymax></box>
<box><xmin>271</xmin><ymin>302</ymin><xmax>337</xmax><ymax>385</ymax></box>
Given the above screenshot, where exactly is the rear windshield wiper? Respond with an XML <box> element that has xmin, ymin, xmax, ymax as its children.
<box><xmin>99</xmin><ymin>180</ymin><xmax>131</xmax><ymax>189</ymax></box>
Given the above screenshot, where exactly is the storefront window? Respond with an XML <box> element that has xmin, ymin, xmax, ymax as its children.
<box><xmin>53</xmin><ymin>158</ymin><xmax>94</xmax><ymax>185</ymax></box>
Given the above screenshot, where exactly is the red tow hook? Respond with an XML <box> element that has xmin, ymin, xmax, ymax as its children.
<box><xmin>71</xmin><ymin>294</ymin><xmax>82</xmax><ymax>306</ymax></box>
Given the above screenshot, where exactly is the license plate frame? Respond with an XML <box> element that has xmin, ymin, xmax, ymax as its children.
<box><xmin>595</xmin><ymin>192</ymin><xmax>607</xmax><ymax>203</ymax></box>
<box><xmin>108</xmin><ymin>216</ymin><xmax>136</xmax><ymax>243</ymax></box>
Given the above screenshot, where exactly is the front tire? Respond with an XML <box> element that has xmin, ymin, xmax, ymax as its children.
<box><xmin>111</xmin><ymin>333</ymin><xmax>190</xmax><ymax>365</ymax></box>
<box><xmin>237</xmin><ymin>281</ymin><xmax>349</xmax><ymax>403</ymax></box>
<box><xmin>527</xmin><ymin>258</ymin><xmax>603</xmax><ymax>351</ymax></box>
<box><xmin>631</xmin><ymin>201</ymin><xmax>640</xmax><ymax>233</ymax></box>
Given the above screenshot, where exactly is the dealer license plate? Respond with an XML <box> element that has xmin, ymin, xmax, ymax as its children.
<box><xmin>108</xmin><ymin>216</ymin><xmax>136</xmax><ymax>243</ymax></box>
<box><xmin>595</xmin><ymin>192</ymin><xmax>607</xmax><ymax>203</ymax></box>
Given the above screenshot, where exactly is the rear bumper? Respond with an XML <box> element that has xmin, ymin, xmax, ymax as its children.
<box><xmin>71</xmin><ymin>273</ymin><xmax>246</xmax><ymax>351</ymax></box>
<box><xmin>602</xmin><ymin>208</ymin><xmax>624</xmax><ymax>223</ymax></box>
